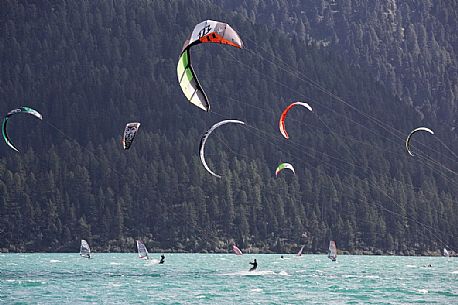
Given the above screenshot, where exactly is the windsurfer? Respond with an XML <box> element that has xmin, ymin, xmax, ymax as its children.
<box><xmin>159</xmin><ymin>254</ymin><xmax>165</xmax><ymax>264</ymax></box>
<box><xmin>249</xmin><ymin>259</ymin><xmax>257</xmax><ymax>271</ymax></box>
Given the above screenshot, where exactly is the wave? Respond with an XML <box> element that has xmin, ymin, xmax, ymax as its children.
<box><xmin>145</xmin><ymin>259</ymin><xmax>160</xmax><ymax>265</ymax></box>
<box><xmin>415</xmin><ymin>289</ymin><xmax>428</xmax><ymax>294</ymax></box>
<box><xmin>220</xmin><ymin>270</ymin><xmax>276</xmax><ymax>276</ymax></box>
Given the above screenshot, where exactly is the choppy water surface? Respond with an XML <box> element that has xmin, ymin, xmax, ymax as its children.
<box><xmin>1</xmin><ymin>253</ymin><xmax>457</xmax><ymax>304</ymax></box>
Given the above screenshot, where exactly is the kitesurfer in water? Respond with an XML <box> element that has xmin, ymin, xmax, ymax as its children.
<box><xmin>249</xmin><ymin>259</ymin><xmax>257</xmax><ymax>271</ymax></box>
<box><xmin>159</xmin><ymin>254</ymin><xmax>165</xmax><ymax>264</ymax></box>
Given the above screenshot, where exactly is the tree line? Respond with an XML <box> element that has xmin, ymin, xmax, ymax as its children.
<box><xmin>0</xmin><ymin>0</ymin><xmax>456</xmax><ymax>254</ymax></box>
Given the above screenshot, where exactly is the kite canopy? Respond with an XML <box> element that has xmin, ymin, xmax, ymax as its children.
<box><xmin>180</xmin><ymin>20</ymin><xmax>244</xmax><ymax>52</ymax></box>
<box><xmin>279</xmin><ymin>102</ymin><xmax>313</xmax><ymax>139</ymax></box>
<box><xmin>199</xmin><ymin>119</ymin><xmax>245</xmax><ymax>178</ymax></box>
<box><xmin>275</xmin><ymin>162</ymin><xmax>295</xmax><ymax>176</ymax></box>
<box><xmin>122</xmin><ymin>122</ymin><xmax>141</xmax><ymax>150</ymax></box>
<box><xmin>177</xmin><ymin>20</ymin><xmax>243</xmax><ymax>111</ymax></box>
<box><xmin>405</xmin><ymin>127</ymin><xmax>434</xmax><ymax>156</ymax></box>
<box><xmin>2</xmin><ymin>106</ymin><xmax>42</xmax><ymax>152</ymax></box>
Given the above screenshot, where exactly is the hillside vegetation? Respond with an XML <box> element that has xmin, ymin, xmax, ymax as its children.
<box><xmin>0</xmin><ymin>0</ymin><xmax>456</xmax><ymax>254</ymax></box>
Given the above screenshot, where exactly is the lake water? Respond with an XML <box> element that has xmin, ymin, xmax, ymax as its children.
<box><xmin>1</xmin><ymin>253</ymin><xmax>457</xmax><ymax>304</ymax></box>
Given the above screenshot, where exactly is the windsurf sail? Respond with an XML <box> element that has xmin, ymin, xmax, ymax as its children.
<box><xmin>136</xmin><ymin>240</ymin><xmax>149</xmax><ymax>259</ymax></box>
<box><xmin>443</xmin><ymin>248</ymin><xmax>449</xmax><ymax>257</ymax></box>
<box><xmin>232</xmin><ymin>244</ymin><xmax>243</xmax><ymax>255</ymax></box>
<box><xmin>80</xmin><ymin>239</ymin><xmax>91</xmax><ymax>258</ymax></box>
<box><xmin>296</xmin><ymin>245</ymin><xmax>305</xmax><ymax>256</ymax></box>
<box><xmin>328</xmin><ymin>240</ymin><xmax>337</xmax><ymax>261</ymax></box>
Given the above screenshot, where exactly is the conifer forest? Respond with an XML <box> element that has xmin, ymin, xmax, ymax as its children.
<box><xmin>0</xmin><ymin>0</ymin><xmax>456</xmax><ymax>255</ymax></box>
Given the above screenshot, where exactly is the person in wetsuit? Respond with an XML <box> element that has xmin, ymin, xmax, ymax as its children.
<box><xmin>159</xmin><ymin>254</ymin><xmax>165</xmax><ymax>264</ymax></box>
<box><xmin>249</xmin><ymin>259</ymin><xmax>257</xmax><ymax>271</ymax></box>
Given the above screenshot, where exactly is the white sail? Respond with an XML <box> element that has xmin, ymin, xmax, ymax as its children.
<box><xmin>328</xmin><ymin>240</ymin><xmax>337</xmax><ymax>261</ymax></box>
<box><xmin>136</xmin><ymin>240</ymin><xmax>149</xmax><ymax>259</ymax></box>
<box><xmin>80</xmin><ymin>239</ymin><xmax>91</xmax><ymax>258</ymax></box>
<box><xmin>232</xmin><ymin>244</ymin><xmax>243</xmax><ymax>255</ymax></box>
<box><xmin>444</xmin><ymin>248</ymin><xmax>449</xmax><ymax>257</ymax></box>
<box><xmin>296</xmin><ymin>245</ymin><xmax>305</xmax><ymax>256</ymax></box>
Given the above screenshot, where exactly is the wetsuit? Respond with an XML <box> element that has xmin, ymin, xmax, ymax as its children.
<box><xmin>249</xmin><ymin>260</ymin><xmax>257</xmax><ymax>271</ymax></box>
<box><xmin>159</xmin><ymin>256</ymin><xmax>165</xmax><ymax>264</ymax></box>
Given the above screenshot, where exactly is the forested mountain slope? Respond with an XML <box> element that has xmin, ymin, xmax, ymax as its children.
<box><xmin>0</xmin><ymin>0</ymin><xmax>456</xmax><ymax>254</ymax></box>
<box><xmin>215</xmin><ymin>0</ymin><xmax>457</xmax><ymax>124</ymax></box>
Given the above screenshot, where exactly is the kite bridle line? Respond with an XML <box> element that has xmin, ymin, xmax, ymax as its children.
<box><xmin>435</xmin><ymin>135</ymin><xmax>458</xmax><ymax>159</ymax></box>
<box><xmin>208</xmin><ymin>109</ymin><xmax>456</xmax><ymax>251</ymax></box>
<box><xmin>219</xmin><ymin>50</ymin><xmax>458</xmax><ymax>187</ymax></box>
<box><xmin>45</xmin><ymin>121</ymin><xmax>128</xmax><ymax>179</ymax></box>
<box><xmin>243</xmin><ymin>37</ymin><xmax>458</xmax><ymax>164</ymax></box>
<box><xmin>222</xmin><ymin>47</ymin><xmax>406</xmax><ymax>151</ymax></box>
<box><xmin>220</xmin><ymin>46</ymin><xmax>457</xmax><ymax>177</ymax></box>
<box><xmin>223</xmin><ymin>93</ymin><xmax>457</xmax><ymax>205</ymax></box>
<box><xmin>215</xmin><ymin>51</ymin><xmax>458</xmax><ymax>241</ymax></box>
<box><xmin>224</xmin><ymin>95</ymin><xmax>407</xmax><ymax>159</ymax></box>
<box><xmin>211</xmin><ymin>107</ymin><xmax>457</xmax><ymax>216</ymax></box>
